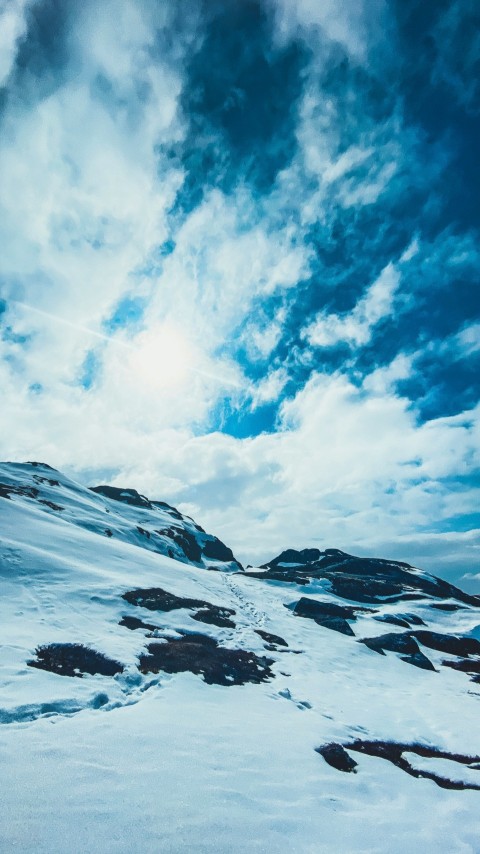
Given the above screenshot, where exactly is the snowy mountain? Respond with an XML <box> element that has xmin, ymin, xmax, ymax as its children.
<box><xmin>1</xmin><ymin>461</ymin><xmax>480</xmax><ymax>853</ymax></box>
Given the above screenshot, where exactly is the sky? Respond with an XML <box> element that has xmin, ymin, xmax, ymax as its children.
<box><xmin>0</xmin><ymin>0</ymin><xmax>479</xmax><ymax>586</ymax></box>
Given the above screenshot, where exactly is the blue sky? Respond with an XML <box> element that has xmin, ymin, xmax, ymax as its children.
<box><xmin>0</xmin><ymin>0</ymin><xmax>479</xmax><ymax>584</ymax></box>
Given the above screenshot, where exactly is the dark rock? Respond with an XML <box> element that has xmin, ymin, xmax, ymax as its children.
<box><xmin>291</xmin><ymin>598</ymin><xmax>364</xmax><ymax>620</ymax></box>
<box><xmin>329</xmin><ymin>575</ymin><xmax>406</xmax><ymax>603</ymax></box>
<box><xmin>32</xmin><ymin>475</ymin><xmax>60</xmax><ymax>486</ymax></box>
<box><xmin>250</xmin><ymin>548</ymin><xmax>480</xmax><ymax>607</ymax></box>
<box><xmin>138</xmin><ymin>634</ymin><xmax>274</xmax><ymax>686</ymax></box>
<box><xmin>123</xmin><ymin>587</ymin><xmax>208</xmax><ymax>612</ymax></box>
<box><xmin>90</xmin><ymin>485</ymin><xmax>154</xmax><ymax>509</ymax></box>
<box><xmin>192</xmin><ymin>606</ymin><xmax>236</xmax><ymax>628</ymax></box>
<box><xmin>0</xmin><ymin>482</ymin><xmax>39</xmax><ymax>500</ymax></box>
<box><xmin>374</xmin><ymin>614</ymin><xmax>412</xmax><ymax>628</ymax></box>
<box><xmin>28</xmin><ymin>643</ymin><xmax>124</xmax><ymax>678</ymax></box>
<box><xmin>202</xmin><ymin>537</ymin><xmax>237</xmax><ymax>563</ymax></box>
<box><xmin>442</xmin><ymin>658</ymin><xmax>480</xmax><ymax>675</ymax></box>
<box><xmin>360</xmin><ymin>632</ymin><xmax>421</xmax><ymax>656</ymax></box>
<box><xmin>321</xmin><ymin>616</ymin><xmax>355</xmax><ymax>635</ymax></box>
<box><xmin>397</xmin><ymin>613</ymin><xmax>426</xmax><ymax>626</ymax></box>
<box><xmin>289</xmin><ymin>597</ymin><xmax>370</xmax><ymax>634</ymax></box>
<box><xmin>342</xmin><ymin>739</ymin><xmax>480</xmax><ymax>791</ymax></box>
<box><xmin>255</xmin><ymin>629</ymin><xmax>288</xmax><ymax>647</ymax></box>
<box><xmin>136</xmin><ymin>526</ymin><xmax>151</xmax><ymax>539</ymax></box>
<box><xmin>152</xmin><ymin>500</ymin><xmax>185</xmax><ymax>521</ymax></box>
<box><xmin>119</xmin><ymin>616</ymin><xmax>159</xmax><ymax>633</ymax></box>
<box><xmin>155</xmin><ymin>526</ymin><xmax>202</xmax><ymax>564</ymax></box>
<box><xmin>122</xmin><ymin>586</ymin><xmax>236</xmax><ymax>628</ymax></box>
<box><xmin>400</xmin><ymin>652</ymin><xmax>436</xmax><ymax>671</ymax></box>
<box><xmin>38</xmin><ymin>499</ymin><xmax>64</xmax><ymax>511</ymax></box>
<box><xmin>412</xmin><ymin>631</ymin><xmax>480</xmax><ymax>658</ymax></box>
<box><xmin>431</xmin><ymin>603</ymin><xmax>467</xmax><ymax>612</ymax></box>
<box><xmin>261</xmin><ymin>548</ymin><xmax>324</xmax><ymax>568</ymax></box>
<box><xmin>315</xmin><ymin>742</ymin><xmax>358</xmax><ymax>773</ymax></box>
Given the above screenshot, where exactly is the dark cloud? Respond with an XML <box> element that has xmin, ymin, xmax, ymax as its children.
<box><xmin>392</xmin><ymin>0</ymin><xmax>480</xmax><ymax>230</ymax></box>
<box><xmin>6</xmin><ymin>0</ymin><xmax>74</xmax><ymax>104</ymax></box>
<box><xmin>171</xmin><ymin>0</ymin><xmax>307</xmax><ymax>208</ymax></box>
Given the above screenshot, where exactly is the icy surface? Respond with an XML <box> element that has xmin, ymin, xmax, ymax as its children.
<box><xmin>1</xmin><ymin>462</ymin><xmax>480</xmax><ymax>852</ymax></box>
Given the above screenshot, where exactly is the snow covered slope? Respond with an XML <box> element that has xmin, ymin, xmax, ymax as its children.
<box><xmin>0</xmin><ymin>461</ymin><xmax>241</xmax><ymax>570</ymax></box>
<box><xmin>1</xmin><ymin>462</ymin><xmax>480</xmax><ymax>853</ymax></box>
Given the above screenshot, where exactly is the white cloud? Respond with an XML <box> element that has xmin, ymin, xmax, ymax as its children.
<box><xmin>250</xmin><ymin>367</ymin><xmax>288</xmax><ymax>410</ymax></box>
<box><xmin>452</xmin><ymin>322</ymin><xmax>480</xmax><ymax>357</ymax></box>
<box><xmin>141</xmin><ymin>188</ymin><xmax>311</xmax><ymax>362</ymax></box>
<box><xmin>0</xmin><ymin>0</ymin><xmax>38</xmax><ymax>87</ymax></box>
<box><xmin>271</xmin><ymin>0</ymin><xmax>387</xmax><ymax>61</ymax></box>
<box><xmin>123</xmin><ymin>365</ymin><xmax>478</xmax><ymax>583</ymax></box>
<box><xmin>4</xmin><ymin>351</ymin><xmax>476</xmax><ymax>584</ymax></box>
<box><xmin>303</xmin><ymin>262</ymin><xmax>400</xmax><ymax>348</ymax></box>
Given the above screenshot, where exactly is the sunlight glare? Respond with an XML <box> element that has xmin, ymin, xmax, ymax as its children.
<box><xmin>129</xmin><ymin>326</ymin><xmax>193</xmax><ymax>389</ymax></box>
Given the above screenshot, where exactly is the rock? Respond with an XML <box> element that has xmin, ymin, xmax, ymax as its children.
<box><xmin>431</xmin><ymin>603</ymin><xmax>467</xmax><ymax>612</ymax></box>
<box><xmin>288</xmin><ymin>597</ymin><xmax>373</xmax><ymax>635</ymax></box>
<box><xmin>123</xmin><ymin>587</ymin><xmax>211</xmax><ymax>612</ymax></box>
<box><xmin>119</xmin><ymin>616</ymin><xmax>159</xmax><ymax>633</ymax></box>
<box><xmin>138</xmin><ymin>634</ymin><xmax>274</xmax><ymax>686</ymax></box>
<box><xmin>250</xmin><ymin>549</ymin><xmax>480</xmax><ymax>607</ymax></box>
<box><xmin>360</xmin><ymin>632</ymin><xmax>420</xmax><ymax>656</ymax></box>
<box><xmin>0</xmin><ymin>482</ymin><xmax>39</xmax><ymax>500</ymax></box>
<box><xmin>201</xmin><ymin>537</ymin><xmax>237</xmax><ymax>563</ymax></box>
<box><xmin>374</xmin><ymin>614</ymin><xmax>412</xmax><ymax>628</ymax></box>
<box><xmin>254</xmin><ymin>629</ymin><xmax>288</xmax><ymax>647</ymax></box>
<box><xmin>90</xmin><ymin>485</ymin><xmax>154</xmax><ymax>509</ymax></box>
<box><xmin>315</xmin><ymin>743</ymin><xmax>358</xmax><ymax>773</ymax></box>
<box><xmin>442</xmin><ymin>658</ymin><xmax>480</xmax><ymax>676</ymax></box>
<box><xmin>342</xmin><ymin>739</ymin><xmax>480</xmax><ymax>791</ymax></box>
<box><xmin>400</xmin><ymin>652</ymin><xmax>436</xmax><ymax>671</ymax></box>
<box><xmin>396</xmin><ymin>613</ymin><xmax>426</xmax><ymax>626</ymax></box>
<box><xmin>193</xmin><ymin>607</ymin><xmax>236</xmax><ymax>628</ymax></box>
<box><xmin>412</xmin><ymin>631</ymin><xmax>480</xmax><ymax>658</ymax></box>
<box><xmin>122</xmin><ymin>586</ymin><xmax>236</xmax><ymax>629</ymax></box>
<box><xmin>155</xmin><ymin>526</ymin><xmax>202</xmax><ymax>563</ymax></box>
<box><xmin>38</xmin><ymin>499</ymin><xmax>64</xmax><ymax>511</ymax></box>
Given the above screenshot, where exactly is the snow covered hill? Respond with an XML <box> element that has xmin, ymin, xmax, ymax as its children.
<box><xmin>1</xmin><ymin>462</ymin><xmax>480</xmax><ymax>853</ymax></box>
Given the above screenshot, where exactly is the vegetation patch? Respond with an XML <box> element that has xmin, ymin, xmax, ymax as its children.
<box><xmin>138</xmin><ymin>633</ymin><xmax>274</xmax><ymax>686</ymax></box>
<box><xmin>122</xmin><ymin>586</ymin><xmax>236</xmax><ymax>628</ymax></box>
<box><xmin>28</xmin><ymin>643</ymin><xmax>124</xmax><ymax>678</ymax></box>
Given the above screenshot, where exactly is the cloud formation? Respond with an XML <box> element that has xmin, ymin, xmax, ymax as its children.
<box><xmin>303</xmin><ymin>262</ymin><xmax>400</xmax><ymax>348</ymax></box>
<box><xmin>0</xmin><ymin>0</ymin><xmax>479</xmax><ymax>585</ymax></box>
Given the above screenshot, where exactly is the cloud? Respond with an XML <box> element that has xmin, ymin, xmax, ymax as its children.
<box><xmin>271</xmin><ymin>0</ymin><xmax>387</xmax><ymax>61</ymax></box>
<box><xmin>431</xmin><ymin>0</ymin><xmax>480</xmax><ymax>115</ymax></box>
<box><xmin>0</xmin><ymin>0</ymin><xmax>478</xmax><ymax>589</ymax></box>
<box><xmin>303</xmin><ymin>262</ymin><xmax>400</xmax><ymax>347</ymax></box>
<box><xmin>249</xmin><ymin>367</ymin><xmax>288</xmax><ymax>410</ymax></box>
<box><xmin>138</xmin><ymin>363</ymin><xmax>479</xmax><ymax>583</ymax></box>
<box><xmin>0</xmin><ymin>0</ymin><xmax>38</xmax><ymax>87</ymax></box>
<box><xmin>450</xmin><ymin>322</ymin><xmax>480</xmax><ymax>358</ymax></box>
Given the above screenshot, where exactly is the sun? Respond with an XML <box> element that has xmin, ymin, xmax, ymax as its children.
<box><xmin>129</xmin><ymin>325</ymin><xmax>193</xmax><ymax>390</ymax></box>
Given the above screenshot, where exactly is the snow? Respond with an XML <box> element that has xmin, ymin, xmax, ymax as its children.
<box><xmin>1</xmin><ymin>463</ymin><xmax>480</xmax><ymax>852</ymax></box>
